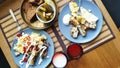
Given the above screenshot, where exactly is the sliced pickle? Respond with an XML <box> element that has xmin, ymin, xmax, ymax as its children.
<box><xmin>45</xmin><ymin>15</ymin><xmax>49</xmax><ymax>20</ymax></box>
<box><xmin>44</xmin><ymin>2</ymin><xmax>53</xmax><ymax>12</ymax></box>
<box><xmin>46</xmin><ymin>13</ymin><xmax>52</xmax><ymax>16</ymax></box>
<box><xmin>50</xmin><ymin>15</ymin><xmax>53</xmax><ymax>19</ymax></box>
<box><xmin>37</xmin><ymin>2</ymin><xmax>54</xmax><ymax>22</ymax></box>
<box><xmin>43</xmin><ymin>12</ymin><xmax>46</xmax><ymax>17</ymax></box>
<box><xmin>39</xmin><ymin>6</ymin><xmax>46</xmax><ymax>12</ymax></box>
<box><xmin>45</xmin><ymin>12</ymin><xmax>53</xmax><ymax>20</ymax></box>
<box><xmin>37</xmin><ymin>11</ymin><xmax>46</xmax><ymax>21</ymax></box>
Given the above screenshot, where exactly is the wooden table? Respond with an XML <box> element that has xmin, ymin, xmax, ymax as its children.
<box><xmin>0</xmin><ymin>0</ymin><xmax>120</xmax><ymax>68</ymax></box>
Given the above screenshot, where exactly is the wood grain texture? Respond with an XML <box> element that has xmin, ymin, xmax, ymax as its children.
<box><xmin>0</xmin><ymin>28</ymin><xmax>18</xmax><ymax>68</ymax></box>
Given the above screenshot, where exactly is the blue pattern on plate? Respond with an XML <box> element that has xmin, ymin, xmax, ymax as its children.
<box><xmin>11</xmin><ymin>28</ymin><xmax>54</xmax><ymax>68</ymax></box>
<box><xmin>58</xmin><ymin>0</ymin><xmax>103</xmax><ymax>43</ymax></box>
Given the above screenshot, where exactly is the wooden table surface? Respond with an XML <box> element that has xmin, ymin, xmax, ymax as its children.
<box><xmin>0</xmin><ymin>0</ymin><xmax>120</xmax><ymax>68</ymax></box>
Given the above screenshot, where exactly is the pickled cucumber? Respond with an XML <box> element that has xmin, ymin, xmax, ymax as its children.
<box><xmin>44</xmin><ymin>2</ymin><xmax>53</xmax><ymax>12</ymax></box>
<box><xmin>37</xmin><ymin>11</ymin><xmax>46</xmax><ymax>21</ymax></box>
<box><xmin>39</xmin><ymin>6</ymin><xmax>46</xmax><ymax>12</ymax></box>
<box><xmin>37</xmin><ymin>2</ymin><xmax>54</xmax><ymax>22</ymax></box>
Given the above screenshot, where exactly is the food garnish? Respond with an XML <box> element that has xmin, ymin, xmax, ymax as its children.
<box><xmin>13</xmin><ymin>32</ymin><xmax>49</xmax><ymax>68</ymax></box>
<box><xmin>63</xmin><ymin>14</ymin><xmax>71</xmax><ymax>25</ymax></box>
<box><xmin>63</xmin><ymin>1</ymin><xmax>99</xmax><ymax>38</ymax></box>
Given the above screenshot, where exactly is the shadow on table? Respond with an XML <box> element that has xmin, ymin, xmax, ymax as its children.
<box><xmin>0</xmin><ymin>48</ymin><xmax>10</xmax><ymax>68</ymax></box>
<box><xmin>102</xmin><ymin>0</ymin><xmax>120</xmax><ymax>31</ymax></box>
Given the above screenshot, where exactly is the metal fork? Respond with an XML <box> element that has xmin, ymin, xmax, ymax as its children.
<box><xmin>9</xmin><ymin>9</ymin><xmax>22</xmax><ymax>33</ymax></box>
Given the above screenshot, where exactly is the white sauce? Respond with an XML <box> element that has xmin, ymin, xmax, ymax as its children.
<box><xmin>38</xmin><ymin>46</ymin><xmax>47</xmax><ymax>64</ymax></box>
<box><xmin>19</xmin><ymin>44</ymin><xmax>33</xmax><ymax>65</ymax></box>
<box><xmin>19</xmin><ymin>60</ymin><xmax>23</xmax><ymax>65</ymax></box>
<box><xmin>63</xmin><ymin>14</ymin><xmax>71</xmax><ymax>25</ymax></box>
<box><xmin>81</xmin><ymin>7</ymin><xmax>98</xmax><ymax>23</ymax></box>
<box><xmin>53</xmin><ymin>53</ymin><xmax>67</xmax><ymax>68</ymax></box>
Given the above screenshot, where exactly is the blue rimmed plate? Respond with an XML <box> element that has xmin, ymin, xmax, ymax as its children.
<box><xmin>58</xmin><ymin>0</ymin><xmax>103</xmax><ymax>43</ymax></box>
<box><xmin>11</xmin><ymin>28</ymin><xmax>54</xmax><ymax>68</ymax></box>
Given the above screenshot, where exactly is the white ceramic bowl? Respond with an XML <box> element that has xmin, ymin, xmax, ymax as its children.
<box><xmin>36</xmin><ymin>3</ymin><xmax>56</xmax><ymax>23</ymax></box>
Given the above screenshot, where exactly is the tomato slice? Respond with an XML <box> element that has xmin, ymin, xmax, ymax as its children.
<box><xmin>23</xmin><ymin>46</ymin><xmax>26</xmax><ymax>53</ymax></box>
<box><xmin>27</xmin><ymin>41</ymin><xmax>31</xmax><ymax>46</ymax></box>
<box><xmin>23</xmin><ymin>57</ymin><xmax>28</xmax><ymax>62</ymax></box>
<box><xmin>16</xmin><ymin>33</ymin><xmax>22</xmax><ymax>37</ymax></box>
<box><xmin>28</xmin><ymin>46</ymin><xmax>34</xmax><ymax>53</ymax></box>
<box><xmin>34</xmin><ymin>45</ymin><xmax>39</xmax><ymax>51</ymax></box>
